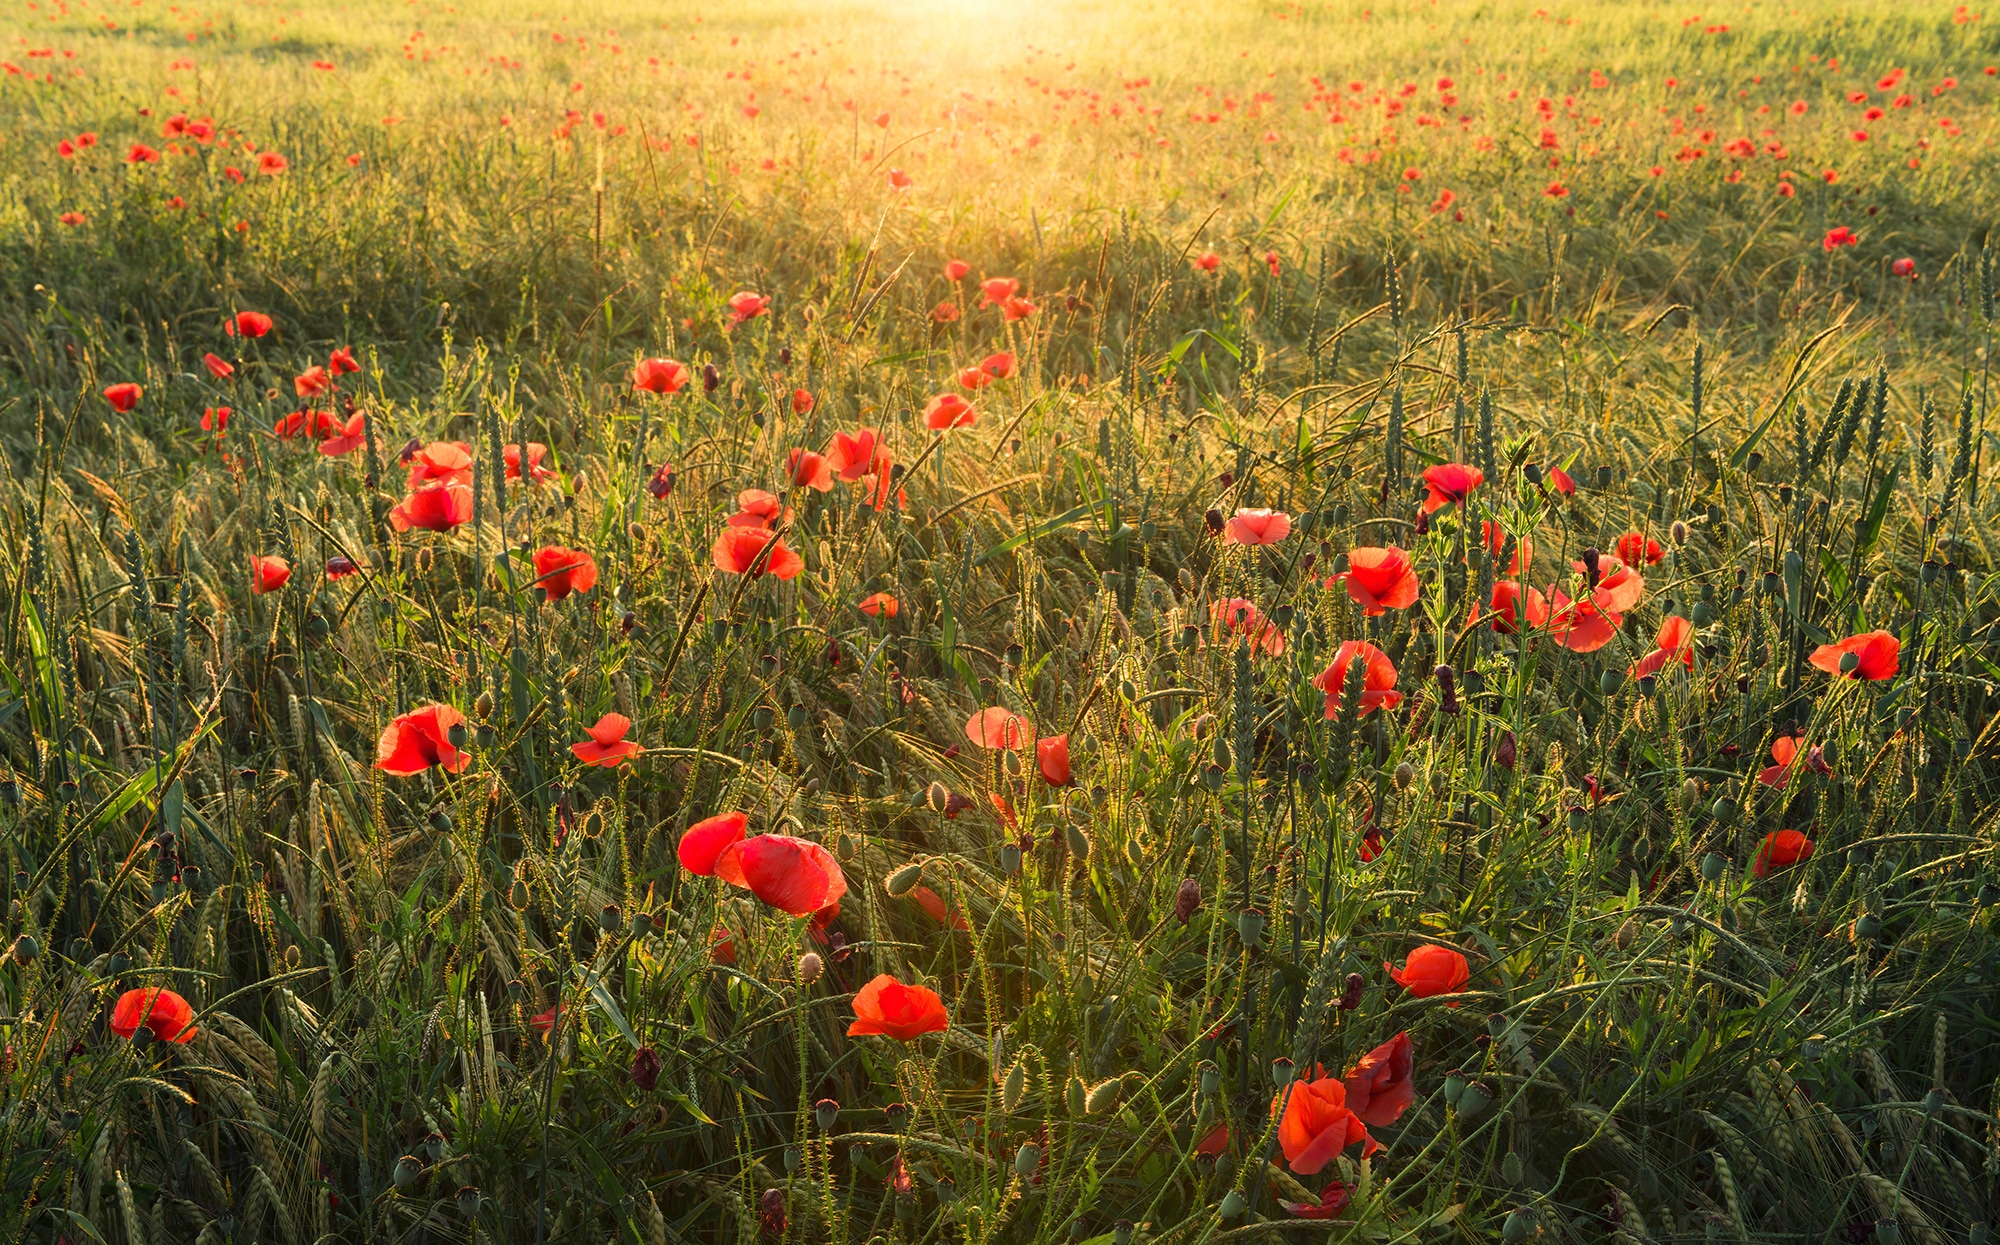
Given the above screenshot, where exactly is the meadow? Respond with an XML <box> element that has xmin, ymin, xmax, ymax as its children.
<box><xmin>3</xmin><ymin>0</ymin><xmax>2000</xmax><ymax>1241</ymax></box>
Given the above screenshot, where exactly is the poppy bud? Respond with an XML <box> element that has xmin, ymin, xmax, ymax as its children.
<box><xmin>780</xmin><ymin>346</ymin><xmax>793</xmax><ymax>366</ymax></box>
<box><xmin>457</xmin><ymin>1186</ymin><xmax>482</xmax><ymax>1217</ymax></box>
<box><xmin>393</xmin><ymin>1155</ymin><xmax>423</xmax><ymax>1189</ymax></box>
<box><xmin>1580</xmin><ymin>547</ymin><xmax>1601</xmax><ymax>586</ymax></box>
<box><xmin>474</xmin><ymin>690</ymin><xmax>495</xmax><ymax>720</ymax></box>
<box><xmin>1671</xmin><ymin>519</ymin><xmax>1688</xmax><ymax>546</ymax></box>
<box><xmin>702</xmin><ymin>363</ymin><xmax>720</xmax><ymax>393</ymax></box>
<box><xmin>509</xmin><ymin>880</ymin><xmax>531</xmax><ymax>910</ymax></box>
<box><xmin>1494</xmin><ymin>731</ymin><xmax>1517</xmax><ymax>770</ymax></box>
<box><xmin>1524</xmin><ymin>462</ymin><xmax>1543</xmax><ymax>485</ymax></box>
<box><xmin>1502</xmin><ymin>1151</ymin><xmax>1526</xmax><ymax>1186</ymax></box>
<box><xmin>1085</xmin><ymin>1077</ymin><xmax>1121</xmax><ymax>1114</ymax></box>
<box><xmin>1174</xmin><ymin>878</ymin><xmax>1202</xmax><ymax>924</ymax></box>
<box><xmin>1394</xmin><ymin>761</ymin><xmax>1414</xmax><ymax>790</ymax></box>
<box><xmin>884</xmin><ymin>861</ymin><xmax>923</xmax><ymax>897</ymax></box>
<box><xmin>1204</xmin><ymin>508</ymin><xmax>1225</xmax><ymax>534</ymax></box>
<box><xmin>815</xmin><ymin>1098</ymin><xmax>839</xmax><ymax>1131</ymax></box>
<box><xmin>1338</xmin><ymin>972</ymin><xmax>1365</xmax><ymax>1010</ymax></box>
<box><xmin>1064</xmin><ymin>1074</ymin><xmax>1088</xmax><ymax>1117</ymax></box>
<box><xmin>1502</xmin><ymin>1207</ymin><xmax>1536</xmax><ymax>1243</ymax></box>
<box><xmin>1015</xmin><ymin>1143</ymin><xmax>1040</xmax><ymax>1179</ymax></box>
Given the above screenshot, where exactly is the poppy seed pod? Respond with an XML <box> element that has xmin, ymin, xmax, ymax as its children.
<box><xmin>631</xmin><ymin>910</ymin><xmax>655</xmax><ymax>937</ymax></box>
<box><xmin>1236</xmin><ymin>908</ymin><xmax>1265</xmax><ymax>948</ymax></box>
<box><xmin>1502</xmin><ymin>1207</ymin><xmax>1536</xmax><ymax>1243</ymax></box>
<box><xmin>425</xmin><ymin>1132</ymin><xmax>446</xmax><ymax>1162</ymax></box>
<box><xmin>10</xmin><ymin>935</ymin><xmax>39</xmax><ymax>965</ymax></box>
<box><xmin>815</xmin><ymin>1098</ymin><xmax>840</xmax><ymax>1131</ymax></box>
<box><xmin>1270</xmin><ymin>1056</ymin><xmax>1295</xmax><ymax>1088</ymax></box>
<box><xmin>884</xmin><ymin>1101</ymin><xmax>911</xmax><ymax>1130</ymax></box>
<box><xmin>599</xmin><ymin>904</ymin><xmax>623</xmax><ymax>934</ymax></box>
<box><xmin>393</xmin><ymin>1155</ymin><xmax>423</xmax><ymax>1189</ymax></box>
<box><xmin>457</xmin><ymin>1186</ymin><xmax>482</xmax><ymax>1217</ymax></box>
<box><xmin>1455</xmin><ymin>1080</ymin><xmax>1494</xmax><ymax>1120</ymax></box>
<box><xmin>429</xmin><ymin>807</ymin><xmax>453</xmax><ymax>834</ymax></box>
<box><xmin>1701</xmin><ymin>853</ymin><xmax>1728</xmax><ymax>882</ymax></box>
<box><xmin>1877</xmin><ymin>1221</ymin><xmax>1902</xmax><ymax>1245</ymax></box>
<box><xmin>446</xmin><ymin>720</ymin><xmax>469</xmax><ymax>750</ymax></box>
<box><xmin>1015</xmin><ymin>1143</ymin><xmax>1040</xmax><ymax>1179</ymax></box>
<box><xmin>1218</xmin><ymin>1191</ymin><xmax>1248</xmax><ymax>1219</ymax></box>
<box><xmin>1113</xmin><ymin>1223</ymin><xmax>1135</xmax><ymax>1245</ymax></box>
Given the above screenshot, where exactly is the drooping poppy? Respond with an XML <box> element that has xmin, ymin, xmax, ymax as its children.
<box><xmin>786</xmin><ymin>447</ymin><xmax>835</xmax><ymax>491</ymax></box>
<box><xmin>633</xmin><ymin>357</ymin><xmax>690</xmax><ymax>395</ymax></box>
<box><xmin>847</xmin><ymin>974</ymin><xmax>950</xmax><ymax>1041</ymax></box>
<box><xmin>404</xmin><ymin>441</ymin><xmax>475</xmax><ymax>487</ymax></box>
<box><xmin>711</xmin><ymin>526</ymin><xmax>804</xmax><ymax>580</ymax></box>
<box><xmin>858</xmin><ymin>591</ymin><xmax>899</xmax><ymax>618</ymax></box>
<box><xmin>679</xmin><ymin>811</ymin><xmax>749</xmax><ymax>874</ymax></box>
<box><xmin>202</xmin><ymin>352</ymin><xmax>235</xmax><ymax>379</ymax></box>
<box><xmin>1616</xmin><ymin>531</ymin><xmax>1665</xmax><ymax>566</ymax></box>
<box><xmin>1313</xmin><ymin>641</ymin><xmax>1401</xmax><ymax>715</ymax></box>
<box><xmin>910</xmin><ymin>886</ymin><xmax>970</xmax><ymax>931</ymax></box>
<box><xmin>924</xmin><ymin>392</ymin><xmax>976</xmax><ymax>429</ymax></box>
<box><xmin>294</xmin><ymin>366</ymin><xmax>331</xmax><ymax>398</ymax></box>
<box><xmin>389</xmin><ymin>482</ymin><xmax>474</xmax><ymax>532</ymax></box>
<box><xmin>533</xmin><ymin>546</ymin><xmax>598</xmax><ymax>601</ymax></box>
<box><xmin>374</xmin><ymin>703</ymin><xmax>471</xmax><ymax>775</ymax></box>
<box><xmin>504</xmin><ymin>442</ymin><xmax>556</xmax><ymax>484</ymax></box>
<box><xmin>1547</xmin><ymin>466</ymin><xmax>1577</xmax><ymax>496</ymax></box>
<box><xmin>1273</xmin><ymin>1075</ymin><xmax>1376</xmax><ymax>1174</ymax></box>
<box><xmin>1339</xmin><ymin>546</ymin><xmax>1420</xmax><ymax>615</ymax></box>
<box><xmin>1036</xmin><ymin>734</ymin><xmax>1073</xmax><ymax>787</ymax></box>
<box><xmin>1343</xmin><ymin>1032</ymin><xmax>1415</xmax><ymax>1127</ymax></box>
<box><xmin>103</xmin><ymin>383</ymin><xmax>142</xmax><ymax>412</ymax></box>
<box><xmin>791</xmin><ymin>388</ymin><xmax>815</xmax><ymax>415</ymax></box>
<box><xmin>1809</xmin><ymin>630</ymin><xmax>1899</xmax><ymax>680</ymax></box>
<box><xmin>1281</xmin><ymin>1181</ymin><xmax>1353</xmax><ymax>1220</ymax></box>
<box><xmin>1758</xmin><ymin>736</ymin><xmax>1832</xmax><ymax>787</ymax></box>
<box><xmin>227</xmin><ymin>310</ymin><xmax>274</xmax><ymax>338</ymax></box>
<box><xmin>714</xmin><ymin>834</ymin><xmax>848</xmax><ymax>916</ymax></box>
<box><xmin>726</xmin><ymin>291</ymin><xmax>770</xmax><ymax>326</ymax></box>
<box><xmin>965</xmin><ymin>706</ymin><xmax>1034</xmax><ymax>749</ymax></box>
<box><xmin>199</xmin><ymin>407</ymin><xmax>231</xmax><ymax>433</ymax></box>
<box><xmin>250</xmin><ymin>555</ymin><xmax>291</xmax><ymax>594</ymax></box>
<box><xmin>1751</xmin><ymin>829</ymin><xmax>1815</xmax><ymax>879</ymax></box>
<box><xmin>571</xmin><ymin>712</ymin><xmax>641</xmax><ymax>767</ymax></box>
<box><xmin>1631</xmin><ymin>615</ymin><xmax>1695</xmax><ymax>678</ymax></box>
<box><xmin>727</xmin><ymin>489</ymin><xmax>788</xmax><ymax>529</ymax></box>
<box><xmin>1420</xmin><ymin>463</ymin><xmax>1483</xmax><ymax>513</ymax></box>
<box><xmin>1385</xmin><ymin>944</ymin><xmax>1470</xmax><ymax>998</ymax></box>
<box><xmin>1224</xmin><ymin>508</ymin><xmax>1292</xmax><ymax>545</ymax></box>
<box><xmin>109</xmin><ymin>987</ymin><xmax>198</xmax><ymax>1044</ymax></box>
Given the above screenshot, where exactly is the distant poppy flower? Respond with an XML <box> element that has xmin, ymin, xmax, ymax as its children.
<box><xmin>966</xmin><ymin>706</ymin><xmax>1034</xmax><ymax>749</ymax></box>
<box><xmin>1385</xmin><ymin>944</ymin><xmax>1470</xmax><ymax>998</ymax></box>
<box><xmin>228</xmin><ymin>311</ymin><xmax>273</xmax><ymax>338</ymax></box>
<box><xmin>1809</xmin><ymin>630</ymin><xmax>1899</xmax><ymax>680</ymax></box>
<box><xmin>633</xmin><ymin>357</ymin><xmax>689</xmax><ymax>395</ymax></box>
<box><xmin>646</xmin><ymin>463</ymin><xmax>676</xmax><ymax>499</ymax></box>
<box><xmin>1193</xmin><ymin>250</ymin><xmax>1221</xmax><ymax>271</ymax></box>
<box><xmin>679</xmin><ymin>811</ymin><xmax>749</xmax><ymax>874</ymax></box>
<box><xmin>1892</xmin><ymin>257</ymin><xmax>1918</xmax><ymax>279</ymax></box>
<box><xmin>251</xmin><ymin>554</ymin><xmax>290</xmax><ymax>594</ymax></box>
<box><xmin>325</xmin><ymin>556</ymin><xmax>360</xmax><ymax>581</ymax></box>
<box><xmin>1751</xmin><ymin>829</ymin><xmax>1814</xmax><ymax>879</ymax></box>
<box><xmin>1314</xmin><ymin>641</ymin><xmax>1401</xmax><ymax>715</ymax></box>
<box><xmin>957</xmin><ymin>365</ymin><xmax>993</xmax><ymax>391</ymax></box>
<box><xmin>329</xmin><ymin>346</ymin><xmax>360</xmax><ymax>374</ymax></box>
<box><xmin>1420</xmin><ymin>463</ymin><xmax>1483</xmax><ymax>513</ymax></box>
<box><xmin>529</xmin><ymin>1004</ymin><xmax>561</xmax><ymax>1036</ymax></box>
<box><xmin>103</xmin><ymin>383</ymin><xmax>142</xmax><ymax>412</ymax></box>
<box><xmin>1631</xmin><ymin>614</ymin><xmax>1694</xmax><ymax>678</ymax></box>
<box><xmin>1343</xmin><ymin>1032</ymin><xmax>1415</xmax><ymax>1126</ymax></box>
<box><xmin>944</xmin><ymin>259</ymin><xmax>970</xmax><ymax>281</ymax></box>
<box><xmin>1265</xmin><ymin>251</ymin><xmax>1282</xmax><ymax>276</ymax></box>
<box><xmin>791</xmin><ymin>388</ymin><xmax>815</xmax><ymax>414</ymax></box>
<box><xmin>256</xmin><ymin>151</ymin><xmax>288</xmax><ymax>175</ymax></box>
<box><xmin>1547</xmin><ymin>466</ymin><xmax>1577</xmax><ymax>496</ymax></box>
<box><xmin>932</xmin><ymin>301</ymin><xmax>961</xmax><ymax>323</ymax></box>
<box><xmin>1211</xmin><ymin>598</ymin><xmax>1286</xmax><ymax>658</ymax></box>
<box><xmin>979</xmin><ymin>276</ymin><xmax>1019</xmax><ymax>307</ymax></box>
<box><xmin>714</xmin><ymin>833</ymin><xmax>847</xmax><ymax>916</ymax></box>
<box><xmin>504</xmin><ymin>442</ymin><xmax>556</xmax><ymax>484</ymax></box>
<box><xmin>1274</xmin><ymin>1075</ymin><xmax>1375</xmax><ymax>1174</ymax></box>
<box><xmin>848</xmin><ymin>974</ymin><xmax>950</xmax><ymax>1040</ymax></box>
<box><xmin>533</xmin><ymin>546</ymin><xmax>598</xmax><ymax>601</ymax></box>
<box><xmin>727</xmin><ymin>489</ymin><xmax>787</xmax><ymax>530</ymax></box>
<box><xmin>826</xmin><ymin>428</ymin><xmax>883</xmax><ymax>482</ymax></box>
<box><xmin>711</xmin><ymin>526</ymin><xmax>804</xmax><ymax>580</ymax></box>
<box><xmin>1281</xmin><ymin>1181</ymin><xmax>1353</xmax><ymax>1220</ymax></box>
<box><xmin>1758</xmin><ymin>735</ymin><xmax>1832</xmax><ymax>787</ymax></box>
<box><xmin>58</xmin><ymin>210</ymin><xmax>85</xmax><ymax>226</ymax></box>
<box><xmin>225</xmin><ymin>167</ymin><xmax>245</xmax><ymax>184</ymax></box>
<box><xmin>924</xmin><ymin>392</ymin><xmax>976</xmax><ymax>429</ymax></box>
<box><xmin>980</xmin><ymin>351</ymin><xmax>1018</xmax><ymax>380</ymax></box>
<box><xmin>571</xmin><ymin>712</ymin><xmax>641</xmax><ymax>766</ymax></box>
<box><xmin>886</xmin><ymin>168</ymin><xmax>913</xmax><ymax>190</ymax></box>
<box><xmin>202</xmin><ymin>352</ymin><xmax>235</xmax><ymax>379</ymax></box>
<box><xmin>1224</xmin><ymin>508</ymin><xmax>1291</xmax><ymax>545</ymax></box>
<box><xmin>859</xmin><ymin>591</ymin><xmax>899</xmax><ymax>618</ymax></box>
<box><xmin>726</xmin><ymin>291</ymin><xmax>770</xmax><ymax>326</ymax></box>
<box><xmin>1616</xmin><ymin>531</ymin><xmax>1664</xmax><ymax>565</ymax></box>
<box><xmin>374</xmin><ymin>703</ymin><xmax>471</xmax><ymax>775</ymax></box>
<box><xmin>110</xmin><ymin>988</ymin><xmax>197</xmax><ymax>1044</ymax></box>
<box><xmin>1338</xmin><ymin>546</ymin><xmax>1419</xmax><ymax>614</ymax></box>
<box><xmin>785</xmin><ymin>447</ymin><xmax>834</xmax><ymax>491</ymax></box>
<box><xmin>126</xmin><ymin>143</ymin><xmax>161</xmax><ymax>164</ymax></box>
<box><xmin>999</xmin><ymin>295</ymin><xmax>1038</xmax><ymax>321</ymax></box>
<box><xmin>1036</xmin><ymin>734</ymin><xmax>1073</xmax><ymax>787</ymax></box>
<box><xmin>294</xmin><ymin>366</ymin><xmax>330</xmax><ymax>398</ymax></box>
<box><xmin>1823</xmin><ymin>225</ymin><xmax>1858</xmax><ymax>251</ymax></box>
<box><xmin>388</xmin><ymin>481</ymin><xmax>474</xmax><ymax>532</ymax></box>
<box><xmin>200</xmin><ymin>406</ymin><xmax>231</xmax><ymax>433</ymax></box>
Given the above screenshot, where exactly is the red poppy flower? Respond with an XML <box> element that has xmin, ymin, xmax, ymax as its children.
<box><xmin>388</xmin><ymin>482</ymin><xmax>474</xmax><ymax>532</ymax></box>
<box><xmin>1759</xmin><ymin>736</ymin><xmax>1832</xmax><ymax>787</ymax></box>
<box><xmin>981</xmin><ymin>351</ymin><xmax>1018</xmax><ymax>380</ymax></box>
<box><xmin>1313</xmin><ymin>641</ymin><xmax>1401</xmax><ymax>715</ymax></box>
<box><xmin>1339</xmin><ymin>546</ymin><xmax>1420</xmax><ymax>614</ymax></box>
<box><xmin>1892</xmin><ymin>257</ymin><xmax>1918</xmax><ymax>279</ymax></box>
<box><xmin>714</xmin><ymin>833</ymin><xmax>848</xmax><ymax>916</ymax></box>
<box><xmin>1196</xmin><ymin>1122</ymin><xmax>1230</xmax><ymax>1156</ymax></box>
<box><xmin>256</xmin><ymin>151</ymin><xmax>289</xmax><ymax>175</ymax></box>
<box><xmin>1631</xmin><ymin>615</ymin><xmax>1694</xmax><ymax>678</ymax></box>
<box><xmin>859</xmin><ymin>591</ymin><xmax>899</xmax><ymax>618</ymax></box>
<box><xmin>251</xmin><ymin>554</ymin><xmax>291</xmax><ymax>594</ymax></box>
<box><xmin>965</xmin><ymin>706</ymin><xmax>1034</xmax><ymax>749</ymax></box>
<box><xmin>1224</xmin><ymin>508</ymin><xmax>1292</xmax><ymax>545</ymax></box>
<box><xmin>1385</xmin><ymin>944</ymin><xmax>1470</xmax><ymax>997</ymax></box>
<box><xmin>791</xmin><ymin>388</ymin><xmax>815</xmax><ymax>415</ymax></box>
<box><xmin>957</xmin><ymin>364</ymin><xmax>994</xmax><ymax>391</ymax></box>
<box><xmin>530</xmin><ymin>1004</ymin><xmax>562</xmax><ymax>1036</ymax></box>
<box><xmin>1210</xmin><ymin>598</ymin><xmax>1286</xmax><ymax>658</ymax></box>
<box><xmin>202</xmin><ymin>352</ymin><xmax>234</xmax><ymax>379</ymax></box>
<box><xmin>910</xmin><ymin>886</ymin><xmax>969</xmax><ymax>930</ymax></box>
<box><xmin>1823</xmin><ymin>225</ymin><xmax>1857</xmax><ymax>251</ymax></box>
<box><xmin>633</xmin><ymin>357</ymin><xmax>690</xmax><ymax>395</ymax></box>
<box><xmin>533</xmin><ymin>546</ymin><xmax>598</xmax><ymax>600</ymax></box>
<box><xmin>1281</xmin><ymin>1181</ymin><xmax>1353</xmax><ymax>1220</ymax></box>
<box><xmin>786</xmin><ymin>448</ymin><xmax>834</xmax><ymax>491</ymax></box>
<box><xmin>1548</xmin><ymin>466</ymin><xmax>1577</xmax><ymax>496</ymax></box>
<box><xmin>944</xmin><ymin>259</ymin><xmax>971</xmax><ymax>281</ymax></box>
<box><xmin>110</xmin><ymin>988</ymin><xmax>198</xmax><ymax>1044</ymax></box>
<box><xmin>1480</xmin><ymin>522</ymin><xmax>1533</xmax><ymax>577</ymax></box>
<box><xmin>1274</xmin><ymin>1076</ymin><xmax>1375</xmax><ymax>1174</ymax></box>
<box><xmin>571</xmin><ymin>712</ymin><xmax>641</xmax><ymax>767</ymax></box>
<box><xmin>924</xmin><ymin>392</ymin><xmax>976</xmax><ymax>430</ymax></box>
<box><xmin>979</xmin><ymin>276</ymin><xmax>1019</xmax><ymax>307</ymax></box>
<box><xmin>1036</xmin><ymin>733</ymin><xmax>1073</xmax><ymax>787</ymax></box>
<box><xmin>1533</xmin><ymin>587</ymin><xmax>1621</xmax><ymax>653</ymax></box>
<box><xmin>505</xmin><ymin>442</ymin><xmax>556</xmax><ymax>484</ymax></box>
<box><xmin>1475</xmin><ymin>581</ymin><xmax>1539</xmax><ymax>634</ymax></box>
<box><xmin>1000</xmin><ymin>295</ymin><xmax>1038</xmax><ymax>321</ymax></box>
<box><xmin>711</xmin><ymin>526</ymin><xmax>804</xmax><ymax>579</ymax></box>
<box><xmin>1193</xmin><ymin>250</ymin><xmax>1221</xmax><ymax>271</ymax></box>
<box><xmin>1809</xmin><ymin>630</ymin><xmax>1899</xmax><ymax>680</ymax></box>
<box><xmin>318</xmin><ymin>413</ymin><xmax>366</xmax><ymax>456</ymax></box>
<box><xmin>127</xmin><ymin>143</ymin><xmax>161</xmax><ymax>164</ymax></box>
<box><xmin>827</xmin><ymin>428</ymin><xmax>882</xmax><ymax>482</ymax></box>
<box><xmin>932</xmin><ymin>301</ymin><xmax>961</xmax><ymax>323</ymax></box>
<box><xmin>709</xmin><ymin>928</ymin><xmax>737</xmax><ymax>964</ymax></box>
<box><xmin>200</xmin><ymin>407</ymin><xmax>231</xmax><ymax>433</ymax></box>
<box><xmin>726</xmin><ymin>290</ymin><xmax>770</xmax><ymax>326</ymax></box>
<box><xmin>726</xmin><ymin>489</ymin><xmax>788</xmax><ymax>530</ymax></box>
<box><xmin>374</xmin><ymin>703</ymin><xmax>471</xmax><ymax>775</ymax></box>
<box><xmin>1616</xmin><ymin>531</ymin><xmax>1664</xmax><ymax>566</ymax></box>
<box><xmin>1751</xmin><ymin>829</ymin><xmax>1814</xmax><ymax>879</ymax></box>
<box><xmin>405</xmin><ymin>441</ymin><xmax>474</xmax><ymax>487</ymax></box>
<box><xmin>325</xmin><ymin>556</ymin><xmax>360</xmax><ymax>581</ymax></box>
<box><xmin>1420</xmin><ymin>463</ymin><xmax>1483</xmax><ymax>513</ymax></box>
<box><xmin>679</xmin><ymin>811</ymin><xmax>749</xmax><ymax>875</ymax></box>
<box><xmin>1343</xmin><ymin>1032</ymin><xmax>1415</xmax><ymax>1126</ymax></box>
<box><xmin>328</xmin><ymin>346</ymin><xmax>360</xmax><ymax>374</ymax></box>
<box><xmin>103</xmin><ymin>383</ymin><xmax>142</xmax><ymax>412</ymax></box>
<box><xmin>227</xmin><ymin>311</ymin><xmax>274</xmax><ymax>338</ymax></box>
<box><xmin>847</xmin><ymin>974</ymin><xmax>950</xmax><ymax>1040</ymax></box>
<box><xmin>1264</xmin><ymin>251</ymin><xmax>1283</xmax><ymax>277</ymax></box>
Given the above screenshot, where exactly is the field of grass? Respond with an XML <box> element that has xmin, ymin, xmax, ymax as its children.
<box><xmin>6</xmin><ymin>0</ymin><xmax>2000</xmax><ymax>1241</ymax></box>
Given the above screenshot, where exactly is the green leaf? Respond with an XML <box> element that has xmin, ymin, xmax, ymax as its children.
<box><xmin>667</xmin><ymin>1089</ymin><xmax>718</xmax><ymax>1126</ymax></box>
<box><xmin>586</xmin><ymin>972</ymin><xmax>640</xmax><ymax>1049</ymax></box>
<box><xmin>975</xmin><ymin>504</ymin><xmax>1093</xmax><ymax>565</ymax></box>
